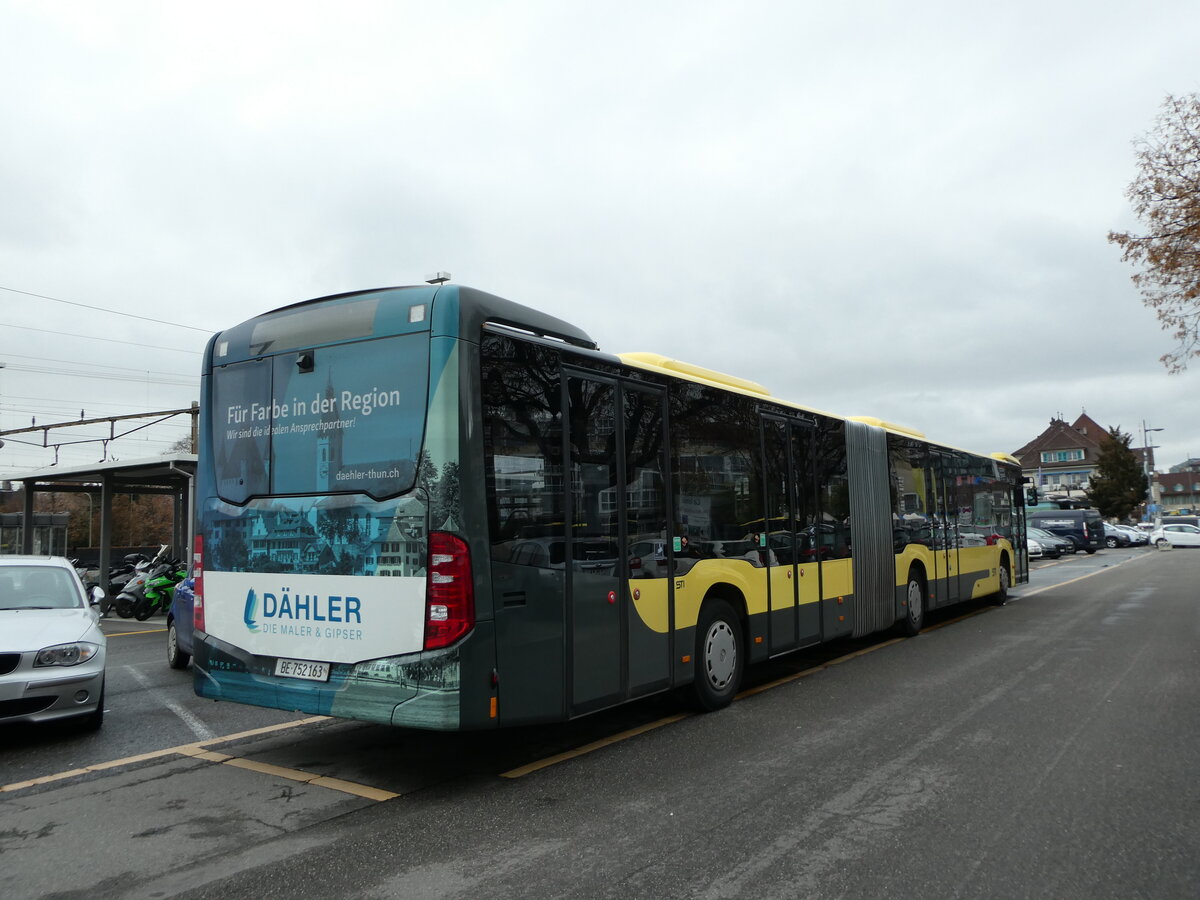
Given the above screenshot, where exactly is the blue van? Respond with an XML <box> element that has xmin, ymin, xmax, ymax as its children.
<box><xmin>1028</xmin><ymin>508</ymin><xmax>1106</xmax><ymax>554</ymax></box>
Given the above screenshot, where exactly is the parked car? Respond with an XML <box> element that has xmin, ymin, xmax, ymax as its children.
<box><xmin>0</xmin><ymin>555</ymin><xmax>107</xmax><ymax>729</ymax></box>
<box><xmin>1026</xmin><ymin>537</ymin><xmax>1045</xmax><ymax>559</ymax></box>
<box><xmin>1161</xmin><ymin>515</ymin><xmax>1200</xmax><ymax>529</ymax></box>
<box><xmin>1028</xmin><ymin>508</ymin><xmax>1105</xmax><ymax>554</ymax></box>
<box><xmin>1102</xmin><ymin>523</ymin><xmax>1132</xmax><ymax>549</ymax></box>
<box><xmin>1027</xmin><ymin>527</ymin><xmax>1074</xmax><ymax>558</ymax></box>
<box><xmin>1113</xmin><ymin>524</ymin><xmax>1149</xmax><ymax>545</ymax></box>
<box><xmin>1149</xmin><ymin>523</ymin><xmax>1200</xmax><ymax>549</ymax></box>
<box><xmin>166</xmin><ymin>576</ymin><xmax>195</xmax><ymax>669</ymax></box>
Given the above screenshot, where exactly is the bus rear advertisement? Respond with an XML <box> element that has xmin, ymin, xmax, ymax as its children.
<box><xmin>191</xmin><ymin>283</ymin><xmax>1027</xmax><ymax>730</ymax></box>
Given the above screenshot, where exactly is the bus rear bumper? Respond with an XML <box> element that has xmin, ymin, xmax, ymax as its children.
<box><xmin>193</xmin><ymin>631</ymin><xmax>464</xmax><ymax>730</ymax></box>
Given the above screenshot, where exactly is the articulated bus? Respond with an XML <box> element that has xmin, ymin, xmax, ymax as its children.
<box><xmin>192</xmin><ymin>284</ymin><xmax>1028</xmax><ymax>730</ymax></box>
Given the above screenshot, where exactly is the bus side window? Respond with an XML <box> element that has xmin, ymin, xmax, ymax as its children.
<box><xmin>482</xmin><ymin>334</ymin><xmax>564</xmax><ymax>570</ymax></box>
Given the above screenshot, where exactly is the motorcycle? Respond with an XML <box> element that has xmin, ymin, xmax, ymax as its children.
<box><xmin>129</xmin><ymin>554</ymin><xmax>187</xmax><ymax>621</ymax></box>
<box><xmin>94</xmin><ymin>551</ymin><xmax>151</xmax><ymax>617</ymax></box>
<box><xmin>112</xmin><ymin>546</ymin><xmax>166</xmax><ymax>618</ymax></box>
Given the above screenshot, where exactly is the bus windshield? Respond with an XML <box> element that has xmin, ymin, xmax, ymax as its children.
<box><xmin>211</xmin><ymin>333</ymin><xmax>429</xmax><ymax>502</ymax></box>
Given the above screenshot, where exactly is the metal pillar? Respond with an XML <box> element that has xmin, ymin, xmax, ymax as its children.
<box><xmin>21</xmin><ymin>480</ymin><xmax>34</xmax><ymax>553</ymax></box>
<box><xmin>99</xmin><ymin>474</ymin><xmax>114</xmax><ymax>599</ymax></box>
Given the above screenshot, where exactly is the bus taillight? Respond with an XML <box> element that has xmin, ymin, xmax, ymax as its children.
<box><xmin>425</xmin><ymin>532</ymin><xmax>474</xmax><ymax>650</ymax></box>
<box><xmin>193</xmin><ymin>534</ymin><xmax>205</xmax><ymax>633</ymax></box>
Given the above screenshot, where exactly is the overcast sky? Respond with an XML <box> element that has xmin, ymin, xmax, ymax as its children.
<box><xmin>1</xmin><ymin>0</ymin><xmax>1198</xmax><ymax>482</ymax></box>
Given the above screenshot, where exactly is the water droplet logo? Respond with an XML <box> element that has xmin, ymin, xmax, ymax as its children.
<box><xmin>243</xmin><ymin>587</ymin><xmax>259</xmax><ymax>631</ymax></box>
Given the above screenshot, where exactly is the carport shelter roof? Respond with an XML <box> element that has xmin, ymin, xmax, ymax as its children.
<box><xmin>10</xmin><ymin>455</ymin><xmax>196</xmax><ymax>492</ymax></box>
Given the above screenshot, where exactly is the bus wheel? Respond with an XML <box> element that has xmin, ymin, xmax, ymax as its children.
<box><xmin>900</xmin><ymin>571</ymin><xmax>925</xmax><ymax>636</ymax></box>
<box><xmin>992</xmin><ymin>560</ymin><xmax>1011</xmax><ymax>606</ymax></box>
<box><xmin>692</xmin><ymin>599</ymin><xmax>743</xmax><ymax>711</ymax></box>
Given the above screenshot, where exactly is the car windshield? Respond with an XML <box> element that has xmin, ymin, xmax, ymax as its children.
<box><xmin>0</xmin><ymin>566</ymin><xmax>83</xmax><ymax>610</ymax></box>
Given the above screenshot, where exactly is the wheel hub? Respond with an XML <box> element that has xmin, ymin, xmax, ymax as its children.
<box><xmin>907</xmin><ymin>580</ymin><xmax>922</xmax><ymax>624</ymax></box>
<box><xmin>704</xmin><ymin>621</ymin><xmax>737</xmax><ymax>688</ymax></box>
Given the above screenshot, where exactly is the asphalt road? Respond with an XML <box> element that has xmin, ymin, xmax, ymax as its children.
<box><xmin>2</xmin><ymin>545</ymin><xmax>1197</xmax><ymax>899</ymax></box>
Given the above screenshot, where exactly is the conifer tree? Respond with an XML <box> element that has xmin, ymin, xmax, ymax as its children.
<box><xmin>1087</xmin><ymin>428</ymin><xmax>1148</xmax><ymax>519</ymax></box>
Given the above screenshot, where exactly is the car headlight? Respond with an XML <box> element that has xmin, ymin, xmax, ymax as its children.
<box><xmin>34</xmin><ymin>642</ymin><xmax>101</xmax><ymax>667</ymax></box>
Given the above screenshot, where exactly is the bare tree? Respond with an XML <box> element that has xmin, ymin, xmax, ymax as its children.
<box><xmin>1109</xmin><ymin>93</ymin><xmax>1200</xmax><ymax>372</ymax></box>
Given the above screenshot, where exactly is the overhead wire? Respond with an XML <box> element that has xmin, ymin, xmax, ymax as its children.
<box><xmin>0</xmin><ymin>285</ymin><xmax>212</xmax><ymax>333</ymax></box>
<box><xmin>0</xmin><ymin>286</ymin><xmax>207</xmax><ymax>472</ymax></box>
<box><xmin>3</xmin><ymin>363</ymin><xmax>197</xmax><ymax>386</ymax></box>
<box><xmin>0</xmin><ymin>321</ymin><xmax>203</xmax><ymax>353</ymax></box>
<box><xmin>2</xmin><ymin>350</ymin><xmax>200</xmax><ymax>380</ymax></box>
<box><xmin>3</xmin><ymin>399</ymin><xmax>194</xmax><ymax>419</ymax></box>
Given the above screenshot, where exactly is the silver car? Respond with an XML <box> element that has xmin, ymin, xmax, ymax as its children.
<box><xmin>0</xmin><ymin>556</ymin><xmax>107</xmax><ymax>729</ymax></box>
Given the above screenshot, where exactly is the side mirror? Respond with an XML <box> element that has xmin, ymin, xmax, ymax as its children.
<box><xmin>90</xmin><ymin>586</ymin><xmax>107</xmax><ymax>606</ymax></box>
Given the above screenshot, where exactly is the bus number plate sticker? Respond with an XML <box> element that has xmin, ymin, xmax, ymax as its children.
<box><xmin>274</xmin><ymin>658</ymin><xmax>331</xmax><ymax>682</ymax></box>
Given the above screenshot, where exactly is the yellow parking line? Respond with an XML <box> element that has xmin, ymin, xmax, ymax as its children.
<box><xmin>221</xmin><ymin>756</ymin><xmax>400</xmax><ymax>800</ymax></box>
<box><xmin>2</xmin><ymin>744</ymin><xmax>201</xmax><ymax>791</ymax></box>
<box><xmin>194</xmin><ymin>750</ymin><xmax>234</xmax><ymax>763</ymax></box>
<box><xmin>737</xmin><ymin>635</ymin><xmax>909</xmax><ymax>700</ymax></box>
<box><xmin>2</xmin><ymin>716</ymin><xmax>325</xmax><ymax>794</ymax></box>
<box><xmin>3</xmin><ymin>713</ymin><xmax>396</xmax><ymax>801</ymax></box>
<box><xmin>104</xmin><ymin>628</ymin><xmax>167</xmax><ymax>637</ymax></box>
<box><xmin>501</xmin><ymin>713</ymin><xmax>693</xmax><ymax>778</ymax></box>
<box><xmin>308</xmin><ymin>775</ymin><xmax>398</xmax><ymax>802</ymax></box>
<box><xmin>224</xmin><ymin>757</ymin><xmax>326</xmax><ymax>781</ymax></box>
<box><xmin>1</xmin><ymin>768</ymin><xmax>94</xmax><ymax>793</ymax></box>
<box><xmin>180</xmin><ymin>716</ymin><xmax>329</xmax><ymax>747</ymax></box>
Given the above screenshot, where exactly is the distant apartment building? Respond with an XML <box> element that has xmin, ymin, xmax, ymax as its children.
<box><xmin>1155</xmin><ymin>458</ymin><xmax>1200</xmax><ymax>514</ymax></box>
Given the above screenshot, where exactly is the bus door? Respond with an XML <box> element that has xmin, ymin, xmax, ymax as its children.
<box><xmin>791</xmin><ymin>421</ymin><xmax>822</xmax><ymax>646</ymax></box>
<box><xmin>620</xmin><ymin>384</ymin><xmax>671</xmax><ymax>699</ymax></box>
<box><xmin>761</xmin><ymin>416</ymin><xmax>822</xmax><ymax>654</ymax></box>
<box><xmin>564</xmin><ymin>373</ymin><xmax>670</xmax><ymax>715</ymax></box>
<box><xmin>927</xmin><ymin>452</ymin><xmax>960</xmax><ymax>609</ymax></box>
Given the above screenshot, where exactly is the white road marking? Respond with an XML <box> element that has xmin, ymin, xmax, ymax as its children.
<box><xmin>124</xmin><ymin>665</ymin><xmax>217</xmax><ymax>741</ymax></box>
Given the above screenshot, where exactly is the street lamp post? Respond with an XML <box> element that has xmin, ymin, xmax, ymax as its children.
<box><xmin>1142</xmin><ymin>420</ymin><xmax>1164</xmax><ymax>522</ymax></box>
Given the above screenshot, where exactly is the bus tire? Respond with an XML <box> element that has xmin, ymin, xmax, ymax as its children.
<box><xmin>900</xmin><ymin>569</ymin><xmax>925</xmax><ymax>636</ymax></box>
<box><xmin>992</xmin><ymin>558</ymin><xmax>1011</xmax><ymax>606</ymax></box>
<box><xmin>692</xmin><ymin>598</ymin><xmax>743</xmax><ymax>711</ymax></box>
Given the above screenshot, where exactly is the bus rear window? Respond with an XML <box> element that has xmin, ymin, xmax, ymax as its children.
<box><xmin>212</xmin><ymin>333</ymin><xmax>429</xmax><ymax>501</ymax></box>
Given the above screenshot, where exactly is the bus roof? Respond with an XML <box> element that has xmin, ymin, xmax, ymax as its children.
<box><xmin>210</xmin><ymin>285</ymin><xmax>597</xmax><ymax>365</ymax></box>
<box><xmin>617</xmin><ymin>350</ymin><xmax>1015</xmax><ymax>467</ymax></box>
<box><xmin>213</xmin><ymin>282</ymin><xmax>1017</xmax><ymax>468</ymax></box>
